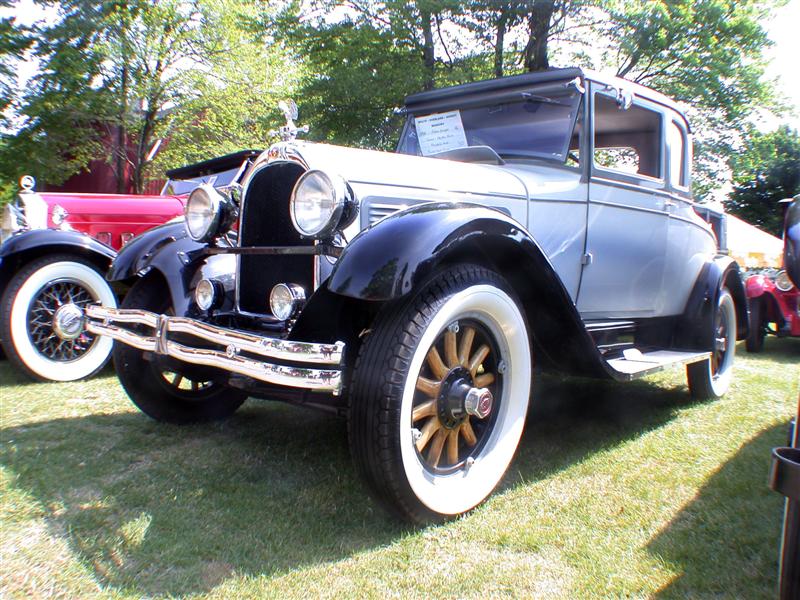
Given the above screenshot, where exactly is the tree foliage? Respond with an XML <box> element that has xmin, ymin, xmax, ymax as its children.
<box><xmin>0</xmin><ymin>0</ymin><xmax>289</xmax><ymax>194</ymax></box>
<box><xmin>0</xmin><ymin>0</ymin><xmax>790</xmax><ymax>206</ymax></box>
<box><xmin>723</xmin><ymin>125</ymin><xmax>800</xmax><ymax>236</ymax></box>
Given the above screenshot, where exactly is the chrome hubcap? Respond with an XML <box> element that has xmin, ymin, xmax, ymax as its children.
<box><xmin>52</xmin><ymin>303</ymin><xmax>84</xmax><ymax>340</ymax></box>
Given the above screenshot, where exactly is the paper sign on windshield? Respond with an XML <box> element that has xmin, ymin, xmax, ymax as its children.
<box><xmin>415</xmin><ymin>111</ymin><xmax>468</xmax><ymax>156</ymax></box>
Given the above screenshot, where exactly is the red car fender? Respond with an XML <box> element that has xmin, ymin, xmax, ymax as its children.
<box><xmin>745</xmin><ymin>274</ymin><xmax>772</xmax><ymax>299</ymax></box>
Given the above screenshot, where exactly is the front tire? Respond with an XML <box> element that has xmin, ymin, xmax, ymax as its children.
<box><xmin>113</xmin><ymin>276</ymin><xmax>246</xmax><ymax>424</ymax></box>
<box><xmin>0</xmin><ymin>254</ymin><xmax>116</xmax><ymax>381</ymax></box>
<box><xmin>348</xmin><ymin>265</ymin><xmax>531</xmax><ymax>523</ymax></box>
<box><xmin>687</xmin><ymin>288</ymin><xmax>736</xmax><ymax>399</ymax></box>
<box><xmin>744</xmin><ymin>297</ymin><xmax>765</xmax><ymax>353</ymax></box>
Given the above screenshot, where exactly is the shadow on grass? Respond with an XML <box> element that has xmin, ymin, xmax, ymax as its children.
<box><xmin>647</xmin><ymin>423</ymin><xmax>788</xmax><ymax>598</ymax></box>
<box><xmin>0</xmin><ymin>351</ymin><xmax>777</xmax><ymax>597</ymax></box>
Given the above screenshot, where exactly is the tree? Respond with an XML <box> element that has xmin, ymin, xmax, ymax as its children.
<box><xmin>0</xmin><ymin>0</ymin><xmax>253</xmax><ymax>194</ymax></box>
<box><xmin>724</xmin><ymin>126</ymin><xmax>800</xmax><ymax>236</ymax></box>
<box><xmin>149</xmin><ymin>1</ymin><xmax>300</xmax><ymax>173</ymax></box>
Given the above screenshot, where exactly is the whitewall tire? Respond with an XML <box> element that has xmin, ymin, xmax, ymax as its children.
<box><xmin>687</xmin><ymin>288</ymin><xmax>736</xmax><ymax>399</ymax></box>
<box><xmin>0</xmin><ymin>255</ymin><xmax>116</xmax><ymax>381</ymax></box>
<box><xmin>349</xmin><ymin>265</ymin><xmax>532</xmax><ymax>523</ymax></box>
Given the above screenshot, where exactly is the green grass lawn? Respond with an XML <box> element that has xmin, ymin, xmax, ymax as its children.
<box><xmin>1</xmin><ymin>338</ymin><xmax>798</xmax><ymax>599</ymax></box>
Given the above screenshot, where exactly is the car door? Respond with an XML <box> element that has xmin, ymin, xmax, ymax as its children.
<box><xmin>576</xmin><ymin>85</ymin><xmax>669</xmax><ymax>319</ymax></box>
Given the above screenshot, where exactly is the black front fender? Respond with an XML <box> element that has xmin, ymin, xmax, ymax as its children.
<box><xmin>108</xmin><ymin>222</ymin><xmax>208</xmax><ymax>315</ymax></box>
<box><xmin>326</xmin><ymin>202</ymin><xmax>611</xmax><ymax>378</ymax></box>
<box><xmin>0</xmin><ymin>229</ymin><xmax>116</xmax><ymax>293</ymax></box>
<box><xmin>0</xmin><ymin>228</ymin><xmax>116</xmax><ymax>262</ymax></box>
<box><xmin>329</xmin><ymin>202</ymin><xmax>539</xmax><ymax>300</ymax></box>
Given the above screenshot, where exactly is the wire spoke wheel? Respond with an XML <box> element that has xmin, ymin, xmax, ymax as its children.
<box><xmin>27</xmin><ymin>279</ymin><xmax>97</xmax><ymax>362</ymax></box>
<box><xmin>1</xmin><ymin>255</ymin><xmax>116</xmax><ymax>381</ymax></box>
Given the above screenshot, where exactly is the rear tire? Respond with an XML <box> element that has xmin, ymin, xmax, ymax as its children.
<box><xmin>744</xmin><ymin>298</ymin><xmax>765</xmax><ymax>353</ymax></box>
<box><xmin>113</xmin><ymin>276</ymin><xmax>246</xmax><ymax>424</ymax></box>
<box><xmin>687</xmin><ymin>288</ymin><xmax>736</xmax><ymax>399</ymax></box>
<box><xmin>348</xmin><ymin>265</ymin><xmax>531</xmax><ymax>523</ymax></box>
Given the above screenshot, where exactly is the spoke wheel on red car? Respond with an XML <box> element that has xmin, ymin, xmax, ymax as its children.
<box><xmin>113</xmin><ymin>276</ymin><xmax>246</xmax><ymax>424</ymax></box>
<box><xmin>348</xmin><ymin>265</ymin><xmax>532</xmax><ymax>523</ymax></box>
<box><xmin>745</xmin><ymin>297</ymin><xmax>765</xmax><ymax>353</ymax></box>
<box><xmin>687</xmin><ymin>287</ymin><xmax>736</xmax><ymax>399</ymax></box>
<box><xmin>0</xmin><ymin>254</ymin><xmax>116</xmax><ymax>381</ymax></box>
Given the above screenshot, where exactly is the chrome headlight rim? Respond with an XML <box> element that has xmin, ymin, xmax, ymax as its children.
<box><xmin>185</xmin><ymin>184</ymin><xmax>231</xmax><ymax>243</ymax></box>
<box><xmin>289</xmin><ymin>169</ymin><xmax>352</xmax><ymax>239</ymax></box>
<box><xmin>775</xmin><ymin>270</ymin><xmax>795</xmax><ymax>292</ymax></box>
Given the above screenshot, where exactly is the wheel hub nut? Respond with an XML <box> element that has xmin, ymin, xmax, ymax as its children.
<box><xmin>53</xmin><ymin>303</ymin><xmax>85</xmax><ymax>340</ymax></box>
<box><xmin>464</xmin><ymin>387</ymin><xmax>493</xmax><ymax>419</ymax></box>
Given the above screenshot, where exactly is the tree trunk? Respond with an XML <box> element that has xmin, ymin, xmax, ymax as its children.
<box><xmin>524</xmin><ymin>0</ymin><xmax>556</xmax><ymax>72</ymax></box>
<box><xmin>115</xmin><ymin>64</ymin><xmax>128</xmax><ymax>193</ymax></box>
<box><xmin>494</xmin><ymin>12</ymin><xmax>508</xmax><ymax>78</ymax></box>
<box><xmin>420</xmin><ymin>8</ymin><xmax>435</xmax><ymax>90</ymax></box>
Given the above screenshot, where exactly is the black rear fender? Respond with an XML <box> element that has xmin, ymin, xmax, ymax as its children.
<box><xmin>675</xmin><ymin>254</ymin><xmax>748</xmax><ymax>350</ymax></box>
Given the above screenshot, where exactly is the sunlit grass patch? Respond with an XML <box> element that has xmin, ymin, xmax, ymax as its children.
<box><xmin>1</xmin><ymin>338</ymin><xmax>797</xmax><ymax>599</ymax></box>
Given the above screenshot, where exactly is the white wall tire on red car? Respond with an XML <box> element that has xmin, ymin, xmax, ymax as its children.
<box><xmin>1</xmin><ymin>255</ymin><xmax>116</xmax><ymax>381</ymax></box>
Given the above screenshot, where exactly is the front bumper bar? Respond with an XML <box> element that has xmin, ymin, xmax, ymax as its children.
<box><xmin>84</xmin><ymin>305</ymin><xmax>345</xmax><ymax>394</ymax></box>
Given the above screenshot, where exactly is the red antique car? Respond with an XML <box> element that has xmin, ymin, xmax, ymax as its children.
<box><xmin>0</xmin><ymin>150</ymin><xmax>259</xmax><ymax>381</ymax></box>
<box><xmin>744</xmin><ymin>196</ymin><xmax>800</xmax><ymax>353</ymax></box>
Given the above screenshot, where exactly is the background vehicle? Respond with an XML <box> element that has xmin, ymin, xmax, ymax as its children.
<box><xmin>0</xmin><ymin>150</ymin><xmax>259</xmax><ymax>381</ymax></box>
<box><xmin>84</xmin><ymin>68</ymin><xmax>747</xmax><ymax>522</ymax></box>
<box><xmin>745</xmin><ymin>195</ymin><xmax>800</xmax><ymax>352</ymax></box>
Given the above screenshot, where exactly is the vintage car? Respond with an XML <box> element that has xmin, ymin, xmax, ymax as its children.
<box><xmin>0</xmin><ymin>150</ymin><xmax>260</xmax><ymax>381</ymax></box>
<box><xmin>82</xmin><ymin>68</ymin><xmax>747</xmax><ymax>522</ymax></box>
<box><xmin>768</xmin><ymin>194</ymin><xmax>799</xmax><ymax>600</ymax></box>
<box><xmin>745</xmin><ymin>195</ymin><xmax>800</xmax><ymax>352</ymax></box>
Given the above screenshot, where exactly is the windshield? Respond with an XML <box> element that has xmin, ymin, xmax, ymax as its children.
<box><xmin>397</xmin><ymin>90</ymin><xmax>581</xmax><ymax>163</ymax></box>
<box><xmin>161</xmin><ymin>166</ymin><xmax>242</xmax><ymax>196</ymax></box>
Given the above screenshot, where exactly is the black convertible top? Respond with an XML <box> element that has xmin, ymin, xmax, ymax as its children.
<box><xmin>404</xmin><ymin>67</ymin><xmax>584</xmax><ymax>109</ymax></box>
<box><xmin>165</xmin><ymin>149</ymin><xmax>262</xmax><ymax>180</ymax></box>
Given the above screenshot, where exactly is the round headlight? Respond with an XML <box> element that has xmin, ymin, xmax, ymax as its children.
<box><xmin>185</xmin><ymin>184</ymin><xmax>226</xmax><ymax>242</ymax></box>
<box><xmin>195</xmin><ymin>278</ymin><xmax>221</xmax><ymax>311</ymax></box>
<box><xmin>289</xmin><ymin>170</ymin><xmax>349</xmax><ymax>239</ymax></box>
<box><xmin>775</xmin><ymin>270</ymin><xmax>794</xmax><ymax>292</ymax></box>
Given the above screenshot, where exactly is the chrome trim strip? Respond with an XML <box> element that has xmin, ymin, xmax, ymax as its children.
<box><xmin>84</xmin><ymin>305</ymin><xmax>344</xmax><ymax>394</ymax></box>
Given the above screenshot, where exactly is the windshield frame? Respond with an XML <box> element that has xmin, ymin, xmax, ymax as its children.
<box><xmin>396</xmin><ymin>85</ymin><xmax>583</xmax><ymax>164</ymax></box>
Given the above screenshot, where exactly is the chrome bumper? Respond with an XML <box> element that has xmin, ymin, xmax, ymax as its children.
<box><xmin>84</xmin><ymin>305</ymin><xmax>345</xmax><ymax>394</ymax></box>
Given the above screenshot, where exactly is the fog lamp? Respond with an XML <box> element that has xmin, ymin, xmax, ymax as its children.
<box><xmin>269</xmin><ymin>283</ymin><xmax>306</xmax><ymax>320</ymax></box>
<box><xmin>195</xmin><ymin>278</ymin><xmax>222</xmax><ymax>311</ymax></box>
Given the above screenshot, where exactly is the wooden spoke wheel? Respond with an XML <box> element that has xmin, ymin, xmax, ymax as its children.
<box><xmin>349</xmin><ymin>265</ymin><xmax>532</xmax><ymax>523</ymax></box>
<box><xmin>411</xmin><ymin>320</ymin><xmax>501</xmax><ymax>473</ymax></box>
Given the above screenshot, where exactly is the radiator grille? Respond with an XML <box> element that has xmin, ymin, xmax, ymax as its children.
<box><xmin>237</xmin><ymin>162</ymin><xmax>313</xmax><ymax>314</ymax></box>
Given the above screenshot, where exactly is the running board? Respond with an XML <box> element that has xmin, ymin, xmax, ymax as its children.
<box><xmin>606</xmin><ymin>348</ymin><xmax>710</xmax><ymax>381</ymax></box>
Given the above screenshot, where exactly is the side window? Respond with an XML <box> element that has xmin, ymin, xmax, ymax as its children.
<box><xmin>667</xmin><ymin>120</ymin><xmax>687</xmax><ymax>188</ymax></box>
<box><xmin>593</xmin><ymin>93</ymin><xmax>662</xmax><ymax>179</ymax></box>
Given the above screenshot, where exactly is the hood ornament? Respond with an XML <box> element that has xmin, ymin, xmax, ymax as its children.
<box><xmin>271</xmin><ymin>100</ymin><xmax>309</xmax><ymax>142</ymax></box>
<box><xmin>19</xmin><ymin>175</ymin><xmax>35</xmax><ymax>193</ymax></box>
